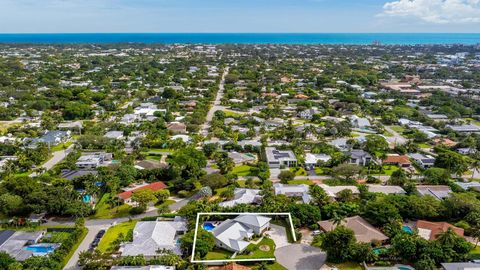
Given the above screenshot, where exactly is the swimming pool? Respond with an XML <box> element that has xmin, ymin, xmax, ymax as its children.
<box><xmin>203</xmin><ymin>222</ymin><xmax>216</xmax><ymax>231</ymax></box>
<box><xmin>402</xmin><ymin>225</ymin><xmax>413</xmax><ymax>234</ymax></box>
<box><xmin>83</xmin><ymin>195</ymin><xmax>91</xmax><ymax>203</ymax></box>
<box><xmin>24</xmin><ymin>244</ymin><xmax>59</xmax><ymax>255</ymax></box>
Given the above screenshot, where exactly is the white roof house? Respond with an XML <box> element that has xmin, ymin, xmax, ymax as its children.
<box><xmin>121</xmin><ymin>217</ymin><xmax>187</xmax><ymax>258</ymax></box>
<box><xmin>305</xmin><ymin>153</ymin><xmax>331</xmax><ymax>167</ymax></box>
<box><xmin>265</xmin><ymin>147</ymin><xmax>297</xmax><ymax>168</ymax></box>
<box><xmin>273</xmin><ymin>183</ymin><xmax>311</xmax><ymax>203</ymax></box>
<box><xmin>351</xmin><ymin>115</ymin><xmax>371</xmax><ymax>128</ymax></box>
<box><xmin>219</xmin><ymin>188</ymin><xmax>262</xmax><ymax>208</ymax></box>
<box><xmin>104</xmin><ymin>131</ymin><xmax>124</xmax><ymax>140</ymax></box>
<box><xmin>366</xmin><ymin>185</ymin><xmax>406</xmax><ymax>195</ymax></box>
<box><xmin>211</xmin><ymin>215</ymin><xmax>271</xmax><ymax>253</ymax></box>
<box><xmin>318</xmin><ymin>184</ymin><xmax>359</xmax><ymax>198</ymax></box>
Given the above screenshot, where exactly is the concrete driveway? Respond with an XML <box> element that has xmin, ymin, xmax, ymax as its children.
<box><xmin>267</xmin><ymin>224</ymin><xmax>289</xmax><ymax>248</ymax></box>
<box><xmin>274</xmin><ymin>244</ymin><xmax>326</xmax><ymax>270</ymax></box>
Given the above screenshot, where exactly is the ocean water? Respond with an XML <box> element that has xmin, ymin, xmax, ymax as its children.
<box><xmin>0</xmin><ymin>33</ymin><xmax>479</xmax><ymax>45</ymax></box>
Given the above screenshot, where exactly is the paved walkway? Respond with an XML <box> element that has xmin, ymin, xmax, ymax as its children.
<box><xmin>274</xmin><ymin>244</ymin><xmax>326</xmax><ymax>270</ymax></box>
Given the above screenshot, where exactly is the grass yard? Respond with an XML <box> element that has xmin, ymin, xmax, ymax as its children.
<box><xmin>50</xmin><ymin>141</ymin><xmax>73</xmax><ymax>152</ymax></box>
<box><xmin>390</xmin><ymin>125</ymin><xmax>405</xmax><ymax>133</ymax></box>
<box><xmin>204</xmin><ymin>248</ymin><xmax>233</xmax><ymax>260</ymax></box>
<box><xmin>417</xmin><ymin>143</ymin><xmax>431</xmax><ymax>149</ymax></box>
<box><xmin>470</xmin><ymin>245</ymin><xmax>480</xmax><ymax>259</ymax></box>
<box><xmin>97</xmin><ymin>220</ymin><xmax>137</xmax><ymax>253</ymax></box>
<box><xmin>314</xmin><ymin>167</ymin><xmax>326</xmax><ymax>175</ymax></box>
<box><xmin>147</xmin><ymin>148</ymin><xmax>174</xmax><ymax>153</ymax></box>
<box><xmin>232</xmin><ymin>165</ymin><xmax>253</xmax><ymax>176</ymax></box>
<box><xmin>289</xmin><ymin>167</ymin><xmax>308</xmax><ymax>176</ymax></box>
<box><xmin>223</xmin><ymin>110</ymin><xmax>243</xmax><ymax>118</ymax></box>
<box><xmin>92</xmin><ymin>193</ymin><xmax>132</xmax><ymax>219</ymax></box>
<box><xmin>288</xmin><ymin>179</ymin><xmax>315</xmax><ymax>185</ymax></box>
<box><xmin>267</xmin><ymin>262</ymin><xmax>288</xmax><ymax>270</ymax></box>
<box><xmin>155</xmin><ymin>199</ymin><xmax>175</xmax><ymax>209</ymax></box>
<box><xmin>237</xmin><ymin>179</ymin><xmax>262</xmax><ymax>188</ymax></box>
<box><xmin>332</xmin><ymin>262</ymin><xmax>364</xmax><ymax>270</ymax></box>
<box><xmin>236</xmin><ymin>237</ymin><xmax>276</xmax><ymax>259</ymax></box>
<box><xmin>371</xmin><ymin>165</ymin><xmax>398</xmax><ymax>176</ymax></box>
<box><xmin>383</xmin><ymin>130</ymin><xmax>393</xmax><ymax>137</ymax></box>
<box><xmin>145</xmin><ymin>154</ymin><xmax>162</xmax><ymax>161</ymax></box>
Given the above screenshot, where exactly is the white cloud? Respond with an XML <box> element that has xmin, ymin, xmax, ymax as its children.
<box><xmin>381</xmin><ymin>0</ymin><xmax>480</xmax><ymax>24</ymax></box>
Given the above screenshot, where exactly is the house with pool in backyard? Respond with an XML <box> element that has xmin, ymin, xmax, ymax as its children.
<box><xmin>199</xmin><ymin>214</ymin><xmax>285</xmax><ymax>261</ymax></box>
<box><xmin>0</xmin><ymin>230</ymin><xmax>60</xmax><ymax>261</ymax></box>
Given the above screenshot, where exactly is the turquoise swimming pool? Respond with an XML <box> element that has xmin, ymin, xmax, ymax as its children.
<box><xmin>203</xmin><ymin>222</ymin><xmax>216</xmax><ymax>231</ymax></box>
<box><xmin>402</xmin><ymin>225</ymin><xmax>413</xmax><ymax>234</ymax></box>
<box><xmin>24</xmin><ymin>244</ymin><xmax>59</xmax><ymax>255</ymax></box>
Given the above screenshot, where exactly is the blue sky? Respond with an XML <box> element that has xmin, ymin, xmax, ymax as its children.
<box><xmin>1</xmin><ymin>0</ymin><xmax>479</xmax><ymax>33</ymax></box>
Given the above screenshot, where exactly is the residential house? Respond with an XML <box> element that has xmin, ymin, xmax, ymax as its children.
<box><xmin>454</xmin><ymin>181</ymin><xmax>480</xmax><ymax>192</ymax></box>
<box><xmin>117</xmin><ymin>182</ymin><xmax>168</xmax><ymax>204</ymax></box>
<box><xmin>416</xmin><ymin>220</ymin><xmax>464</xmax><ymax>241</ymax></box>
<box><xmin>28</xmin><ymin>130</ymin><xmax>70</xmax><ymax>148</ymax></box>
<box><xmin>318</xmin><ymin>216</ymin><xmax>388</xmax><ymax>243</ymax></box>
<box><xmin>228</xmin><ymin>152</ymin><xmax>257</xmax><ymax>165</ymax></box>
<box><xmin>351</xmin><ymin>115</ymin><xmax>371</xmax><ymax>129</ymax></box>
<box><xmin>111</xmin><ymin>266</ymin><xmax>175</xmax><ymax>270</ymax></box>
<box><xmin>416</xmin><ymin>185</ymin><xmax>452</xmax><ymax>200</ymax></box>
<box><xmin>382</xmin><ymin>155</ymin><xmax>411</xmax><ymax>168</ymax></box>
<box><xmin>219</xmin><ymin>188</ymin><xmax>262</xmax><ymax>208</ymax></box>
<box><xmin>273</xmin><ymin>183</ymin><xmax>311</xmax><ymax>203</ymax></box>
<box><xmin>346</xmin><ymin>150</ymin><xmax>373</xmax><ymax>166</ymax></box>
<box><xmin>366</xmin><ymin>185</ymin><xmax>406</xmax><ymax>195</ymax></box>
<box><xmin>167</xmin><ymin>122</ymin><xmax>187</xmax><ymax>134</ymax></box>
<box><xmin>0</xmin><ymin>230</ymin><xmax>47</xmax><ymax>261</ymax></box>
<box><xmin>297</xmin><ymin>108</ymin><xmax>318</xmax><ymax>120</ymax></box>
<box><xmin>75</xmin><ymin>152</ymin><xmax>112</xmax><ymax>169</ymax></box>
<box><xmin>211</xmin><ymin>215</ymin><xmax>271</xmax><ymax>253</ymax></box>
<box><xmin>329</xmin><ymin>138</ymin><xmax>350</xmax><ymax>151</ymax></box>
<box><xmin>104</xmin><ymin>130</ymin><xmax>124</xmax><ymax>140</ymax></box>
<box><xmin>209</xmin><ymin>263</ymin><xmax>251</xmax><ymax>270</ymax></box>
<box><xmin>121</xmin><ymin>217</ymin><xmax>187</xmax><ymax>258</ymax></box>
<box><xmin>304</xmin><ymin>153</ymin><xmax>331</xmax><ymax>169</ymax></box>
<box><xmin>409</xmin><ymin>153</ymin><xmax>435</xmax><ymax>168</ymax></box>
<box><xmin>61</xmin><ymin>169</ymin><xmax>98</xmax><ymax>181</ymax></box>
<box><xmin>318</xmin><ymin>184</ymin><xmax>359</xmax><ymax>198</ymax></box>
<box><xmin>265</xmin><ymin>147</ymin><xmax>297</xmax><ymax>168</ymax></box>
<box><xmin>441</xmin><ymin>262</ymin><xmax>480</xmax><ymax>270</ymax></box>
<box><xmin>446</xmin><ymin>124</ymin><xmax>480</xmax><ymax>133</ymax></box>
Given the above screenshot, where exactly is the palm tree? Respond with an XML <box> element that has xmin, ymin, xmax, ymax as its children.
<box><xmin>332</xmin><ymin>213</ymin><xmax>345</xmax><ymax>227</ymax></box>
<box><xmin>436</xmin><ymin>228</ymin><xmax>458</xmax><ymax>247</ymax></box>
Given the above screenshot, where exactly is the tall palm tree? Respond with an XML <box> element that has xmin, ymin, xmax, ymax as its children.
<box><xmin>436</xmin><ymin>228</ymin><xmax>458</xmax><ymax>247</ymax></box>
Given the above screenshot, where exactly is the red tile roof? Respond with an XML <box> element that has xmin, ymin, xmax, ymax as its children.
<box><xmin>117</xmin><ymin>181</ymin><xmax>167</xmax><ymax>200</ymax></box>
<box><xmin>383</xmin><ymin>155</ymin><xmax>411</xmax><ymax>165</ymax></box>
<box><xmin>416</xmin><ymin>220</ymin><xmax>464</xmax><ymax>240</ymax></box>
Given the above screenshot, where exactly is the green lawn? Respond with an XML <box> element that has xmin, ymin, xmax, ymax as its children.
<box><xmin>97</xmin><ymin>220</ymin><xmax>137</xmax><ymax>253</ymax></box>
<box><xmin>145</xmin><ymin>154</ymin><xmax>162</xmax><ymax>161</ymax></box>
<box><xmin>237</xmin><ymin>179</ymin><xmax>262</xmax><ymax>188</ymax></box>
<box><xmin>147</xmin><ymin>148</ymin><xmax>174</xmax><ymax>153</ymax></box>
<box><xmin>332</xmin><ymin>262</ymin><xmax>364</xmax><ymax>270</ymax></box>
<box><xmin>289</xmin><ymin>167</ymin><xmax>308</xmax><ymax>176</ymax></box>
<box><xmin>267</xmin><ymin>262</ymin><xmax>288</xmax><ymax>270</ymax></box>
<box><xmin>232</xmin><ymin>165</ymin><xmax>253</xmax><ymax>176</ymax></box>
<box><xmin>383</xmin><ymin>130</ymin><xmax>393</xmax><ymax>137</ymax></box>
<box><xmin>314</xmin><ymin>167</ymin><xmax>326</xmax><ymax>175</ymax></box>
<box><xmin>204</xmin><ymin>248</ymin><xmax>233</xmax><ymax>260</ymax></box>
<box><xmin>51</xmin><ymin>141</ymin><xmax>73</xmax><ymax>152</ymax></box>
<box><xmin>390</xmin><ymin>125</ymin><xmax>405</xmax><ymax>133</ymax></box>
<box><xmin>223</xmin><ymin>110</ymin><xmax>243</xmax><ymax>118</ymax></box>
<box><xmin>91</xmin><ymin>193</ymin><xmax>132</xmax><ymax>219</ymax></box>
<box><xmin>236</xmin><ymin>237</ymin><xmax>276</xmax><ymax>259</ymax></box>
<box><xmin>155</xmin><ymin>199</ymin><xmax>175</xmax><ymax>209</ymax></box>
<box><xmin>288</xmin><ymin>180</ymin><xmax>315</xmax><ymax>185</ymax></box>
<box><xmin>417</xmin><ymin>143</ymin><xmax>431</xmax><ymax>149</ymax></box>
<box><xmin>371</xmin><ymin>165</ymin><xmax>398</xmax><ymax>176</ymax></box>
